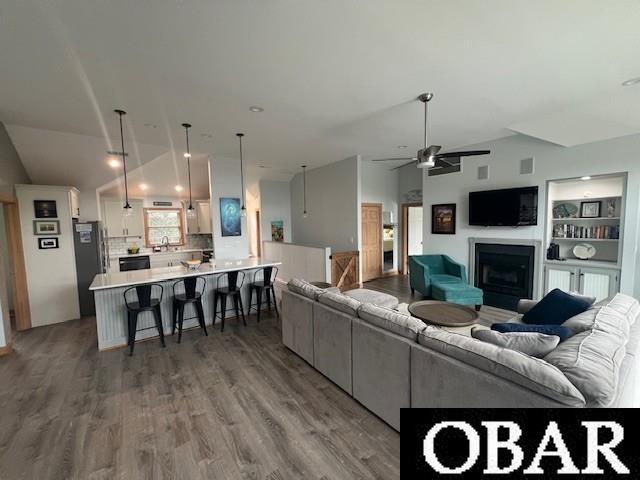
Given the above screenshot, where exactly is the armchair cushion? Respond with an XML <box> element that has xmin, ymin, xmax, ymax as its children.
<box><xmin>430</xmin><ymin>274</ymin><xmax>462</xmax><ymax>284</ymax></box>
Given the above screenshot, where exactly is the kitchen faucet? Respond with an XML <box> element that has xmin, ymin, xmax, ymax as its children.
<box><xmin>161</xmin><ymin>236</ymin><xmax>170</xmax><ymax>251</ymax></box>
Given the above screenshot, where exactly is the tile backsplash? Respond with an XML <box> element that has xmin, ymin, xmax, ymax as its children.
<box><xmin>108</xmin><ymin>234</ymin><xmax>213</xmax><ymax>256</ymax></box>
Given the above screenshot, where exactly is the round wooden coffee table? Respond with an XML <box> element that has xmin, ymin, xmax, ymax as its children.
<box><xmin>408</xmin><ymin>300</ymin><xmax>479</xmax><ymax>327</ymax></box>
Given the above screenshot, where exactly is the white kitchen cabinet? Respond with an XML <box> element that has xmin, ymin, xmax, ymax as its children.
<box><xmin>103</xmin><ymin>200</ymin><xmax>125</xmax><ymax>237</ymax></box>
<box><xmin>103</xmin><ymin>199</ymin><xmax>144</xmax><ymax>237</ymax></box>
<box><xmin>544</xmin><ymin>262</ymin><xmax>620</xmax><ymax>302</ymax></box>
<box><xmin>197</xmin><ymin>201</ymin><xmax>212</xmax><ymax>234</ymax></box>
<box><xmin>69</xmin><ymin>188</ymin><xmax>80</xmax><ymax>218</ymax></box>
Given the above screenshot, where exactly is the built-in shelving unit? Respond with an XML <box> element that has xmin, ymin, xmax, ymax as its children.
<box><xmin>543</xmin><ymin>175</ymin><xmax>626</xmax><ymax>302</ymax></box>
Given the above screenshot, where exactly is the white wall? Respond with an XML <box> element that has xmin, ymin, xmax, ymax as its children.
<box><xmin>16</xmin><ymin>185</ymin><xmax>80</xmax><ymax>327</ymax></box>
<box><xmin>291</xmin><ymin>155</ymin><xmax>361</xmax><ymax>252</ymax></box>
<box><xmin>421</xmin><ymin>133</ymin><xmax>640</xmax><ymax>297</ymax></box>
<box><xmin>361</xmin><ymin>161</ymin><xmax>399</xmax><ymax>270</ymax></box>
<box><xmin>209</xmin><ymin>157</ymin><xmax>249</xmax><ymax>259</ymax></box>
<box><xmin>259</xmin><ymin>180</ymin><xmax>292</xmax><ymax>244</ymax></box>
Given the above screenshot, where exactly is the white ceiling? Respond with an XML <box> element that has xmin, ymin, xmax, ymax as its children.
<box><xmin>1</xmin><ymin>0</ymin><xmax>640</xmax><ymax>189</ymax></box>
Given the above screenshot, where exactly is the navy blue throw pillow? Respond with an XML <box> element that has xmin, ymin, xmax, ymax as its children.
<box><xmin>522</xmin><ymin>289</ymin><xmax>592</xmax><ymax>325</ymax></box>
<box><xmin>491</xmin><ymin>323</ymin><xmax>573</xmax><ymax>342</ymax></box>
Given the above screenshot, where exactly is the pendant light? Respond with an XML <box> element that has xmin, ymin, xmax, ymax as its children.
<box><xmin>182</xmin><ymin>123</ymin><xmax>196</xmax><ymax>218</ymax></box>
<box><xmin>237</xmin><ymin>133</ymin><xmax>247</xmax><ymax>217</ymax></box>
<box><xmin>302</xmin><ymin>165</ymin><xmax>308</xmax><ymax>218</ymax></box>
<box><xmin>114</xmin><ymin>109</ymin><xmax>132</xmax><ymax>217</ymax></box>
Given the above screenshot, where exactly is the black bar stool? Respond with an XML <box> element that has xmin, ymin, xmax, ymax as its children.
<box><xmin>123</xmin><ymin>283</ymin><xmax>164</xmax><ymax>356</ymax></box>
<box><xmin>248</xmin><ymin>266</ymin><xmax>279</xmax><ymax>322</ymax></box>
<box><xmin>213</xmin><ymin>271</ymin><xmax>246</xmax><ymax>332</ymax></box>
<box><xmin>172</xmin><ymin>276</ymin><xmax>207</xmax><ymax>343</ymax></box>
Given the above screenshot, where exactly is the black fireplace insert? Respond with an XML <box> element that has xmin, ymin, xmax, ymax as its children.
<box><xmin>474</xmin><ymin>243</ymin><xmax>535</xmax><ymax>310</ymax></box>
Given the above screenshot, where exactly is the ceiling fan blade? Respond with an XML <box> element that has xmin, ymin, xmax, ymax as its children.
<box><xmin>371</xmin><ymin>157</ymin><xmax>417</xmax><ymax>162</ymax></box>
<box><xmin>390</xmin><ymin>160</ymin><xmax>418</xmax><ymax>171</ymax></box>
<box><xmin>425</xmin><ymin>145</ymin><xmax>442</xmax><ymax>156</ymax></box>
<box><xmin>435</xmin><ymin>149</ymin><xmax>490</xmax><ymax>159</ymax></box>
<box><xmin>435</xmin><ymin>157</ymin><xmax>457</xmax><ymax>168</ymax></box>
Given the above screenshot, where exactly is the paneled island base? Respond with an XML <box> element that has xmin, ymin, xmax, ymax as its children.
<box><xmin>89</xmin><ymin>258</ymin><xmax>281</xmax><ymax>351</ymax></box>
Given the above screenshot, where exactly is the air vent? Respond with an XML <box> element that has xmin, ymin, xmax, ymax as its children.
<box><xmin>478</xmin><ymin>165</ymin><xmax>489</xmax><ymax>180</ymax></box>
<box><xmin>520</xmin><ymin>157</ymin><xmax>534</xmax><ymax>175</ymax></box>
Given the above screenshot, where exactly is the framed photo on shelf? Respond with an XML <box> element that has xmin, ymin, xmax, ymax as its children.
<box><xmin>33</xmin><ymin>220</ymin><xmax>60</xmax><ymax>236</ymax></box>
<box><xmin>580</xmin><ymin>201</ymin><xmax>601</xmax><ymax>218</ymax></box>
<box><xmin>38</xmin><ymin>237</ymin><xmax>59</xmax><ymax>249</ymax></box>
<box><xmin>432</xmin><ymin>203</ymin><xmax>456</xmax><ymax>234</ymax></box>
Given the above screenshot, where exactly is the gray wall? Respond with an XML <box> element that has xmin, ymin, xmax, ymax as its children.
<box><xmin>420</xmin><ymin>133</ymin><xmax>640</xmax><ymax>297</ymax></box>
<box><xmin>259</xmin><ymin>180</ymin><xmax>292</xmax><ymax>243</ymax></box>
<box><xmin>291</xmin><ymin>155</ymin><xmax>361</xmax><ymax>252</ymax></box>
<box><xmin>0</xmin><ymin>123</ymin><xmax>30</xmax><ymax>196</ymax></box>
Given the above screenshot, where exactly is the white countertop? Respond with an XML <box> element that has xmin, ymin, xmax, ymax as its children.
<box><xmin>113</xmin><ymin>248</ymin><xmax>210</xmax><ymax>259</ymax></box>
<box><xmin>90</xmin><ymin>257</ymin><xmax>281</xmax><ymax>290</ymax></box>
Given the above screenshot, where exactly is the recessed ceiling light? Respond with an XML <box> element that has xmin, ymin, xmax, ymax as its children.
<box><xmin>184</xmin><ymin>152</ymin><xmax>191</xmax><ymax>158</ymax></box>
<box><xmin>108</xmin><ymin>158</ymin><xmax>120</xmax><ymax>168</ymax></box>
<box><xmin>622</xmin><ymin>77</ymin><xmax>640</xmax><ymax>86</ymax></box>
<box><xmin>143</xmin><ymin>123</ymin><xmax>158</xmax><ymax>128</ymax></box>
<box><xmin>249</xmin><ymin>106</ymin><xmax>264</xmax><ymax>112</ymax></box>
<box><xmin>175</xmin><ymin>185</ymin><xmax>184</xmax><ymax>192</ymax></box>
<box><xmin>200</xmin><ymin>133</ymin><xmax>213</xmax><ymax>138</ymax></box>
<box><xmin>397</xmin><ymin>145</ymin><xmax>408</xmax><ymax>149</ymax></box>
<box><xmin>140</xmin><ymin>183</ymin><xmax>149</xmax><ymax>190</ymax></box>
<box><xmin>581</xmin><ymin>176</ymin><xmax>592</xmax><ymax>181</ymax></box>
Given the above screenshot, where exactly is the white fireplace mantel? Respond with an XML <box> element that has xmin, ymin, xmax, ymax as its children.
<box><xmin>468</xmin><ymin>237</ymin><xmax>543</xmax><ymax>301</ymax></box>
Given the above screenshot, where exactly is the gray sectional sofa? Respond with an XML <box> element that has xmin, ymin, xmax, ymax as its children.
<box><xmin>281</xmin><ymin>279</ymin><xmax>640</xmax><ymax>431</ymax></box>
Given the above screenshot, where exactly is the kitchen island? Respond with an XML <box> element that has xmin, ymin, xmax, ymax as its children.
<box><xmin>89</xmin><ymin>257</ymin><xmax>281</xmax><ymax>351</ymax></box>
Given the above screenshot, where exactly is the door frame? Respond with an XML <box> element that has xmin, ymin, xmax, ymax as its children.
<box><xmin>361</xmin><ymin>202</ymin><xmax>383</xmax><ymax>282</ymax></box>
<box><xmin>401</xmin><ymin>202</ymin><xmax>423</xmax><ymax>275</ymax></box>
<box><xmin>0</xmin><ymin>193</ymin><xmax>31</xmax><ymax>336</ymax></box>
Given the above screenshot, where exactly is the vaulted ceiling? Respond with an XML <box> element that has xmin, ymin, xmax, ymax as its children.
<box><xmin>1</xmin><ymin>0</ymin><xmax>639</xmax><ymax>190</ymax></box>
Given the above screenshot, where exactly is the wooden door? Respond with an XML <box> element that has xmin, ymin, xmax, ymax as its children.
<box><xmin>361</xmin><ymin>203</ymin><xmax>382</xmax><ymax>282</ymax></box>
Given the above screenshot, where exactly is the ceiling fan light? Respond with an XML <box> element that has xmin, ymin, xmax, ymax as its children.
<box><xmin>417</xmin><ymin>157</ymin><xmax>435</xmax><ymax>169</ymax></box>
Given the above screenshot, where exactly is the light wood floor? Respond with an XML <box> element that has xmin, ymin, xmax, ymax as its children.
<box><xmin>0</xmin><ymin>312</ymin><xmax>399</xmax><ymax>479</ymax></box>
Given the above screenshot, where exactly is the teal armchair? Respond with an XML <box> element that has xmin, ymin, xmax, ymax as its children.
<box><xmin>409</xmin><ymin>255</ymin><xmax>468</xmax><ymax>297</ymax></box>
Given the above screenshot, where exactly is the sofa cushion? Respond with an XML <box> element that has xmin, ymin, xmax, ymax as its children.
<box><xmin>522</xmin><ymin>288</ymin><xmax>592</xmax><ymax>325</ymax></box>
<box><xmin>431</xmin><ymin>274</ymin><xmax>462</xmax><ymax>284</ymax></box>
<box><xmin>417</xmin><ymin>327</ymin><xmax>586</xmax><ymax>406</ymax></box>
<box><xmin>318</xmin><ymin>291</ymin><xmax>362</xmax><ymax>316</ymax></box>
<box><xmin>344</xmin><ymin>288</ymin><xmax>399</xmax><ymax>309</ymax></box>
<box><xmin>544</xmin><ymin>304</ymin><xmax>632</xmax><ymax>407</ymax></box>
<box><xmin>287</xmin><ymin>278</ymin><xmax>324</xmax><ymax>300</ymax></box>
<box><xmin>603</xmin><ymin>293</ymin><xmax>640</xmax><ymax>326</ymax></box>
<box><xmin>358</xmin><ymin>303</ymin><xmax>426</xmax><ymax>340</ymax></box>
<box><xmin>561</xmin><ymin>307</ymin><xmax>601</xmax><ymax>336</ymax></box>
<box><xmin>471</xmin><ymin>328</ymin><xmax>560</xmax><ymax>358</ymax></box>
<box><xmin>492</xmin><ymin>323</ymin><xmax>573</xmax><ymax>342</ymax></box>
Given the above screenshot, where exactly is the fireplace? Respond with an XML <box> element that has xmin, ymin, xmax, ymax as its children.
<box><xmin>474</xmin><ymin>243</ymin><xmax>535</xmax><ymax>310</ymax></box>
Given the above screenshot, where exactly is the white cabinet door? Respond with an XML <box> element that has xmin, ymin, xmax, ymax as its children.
<box><xmin>124</xmin><ymin>200</ymin><xmax>144</xmax><ymax>237</ymax></box>
<box><xmin>69</xmin><ymin>190</ymin><xmax>80</xmax><ymax>218</ymax></box>
<box><xmin>197</xmin><ymin>201</ymin><xmax>212</xmax><ymax>234</ymax></box>
<box><xmin>579</xmin><ymin>268</ymin><xmax>619</xmax><ymax>302</ymax></box>
<box><xmin>103</xmin><ymin>201</ymin><xmax>125</xmax><ymax>237</ymax></box>
<box><xmin>545</xmin><ymin>265</ymin><xmax>576</xmax><ymax>294</ymax></box>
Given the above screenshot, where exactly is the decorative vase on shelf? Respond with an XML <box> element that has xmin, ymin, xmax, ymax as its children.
<box><xmin>607</xmin><ymin>199</ymin><xmax>616</xmax><ymax>217</ymax></box>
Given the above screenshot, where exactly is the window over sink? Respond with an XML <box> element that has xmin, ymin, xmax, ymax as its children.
<box><xmin>144</xmin><ymin>208</ymin><xmax>185</xmax><ymax>247</ymax></box>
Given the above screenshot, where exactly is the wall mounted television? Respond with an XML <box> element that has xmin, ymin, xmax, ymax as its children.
<box><xmin>469</xmin><ymin>186</ymin><xmax>538</xmax><ymax>226</ymax></box>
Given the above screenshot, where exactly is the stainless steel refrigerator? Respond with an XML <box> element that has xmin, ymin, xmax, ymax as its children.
<box><xmin>73</xmin><ymin>220</ymin><xmax>107</xmax><ymax>316</ymax></box>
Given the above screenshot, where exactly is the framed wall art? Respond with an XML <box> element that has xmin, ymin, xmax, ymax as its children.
<box><xmin>432</xmin><ymin>204</ymin><xmax>456</xmax><ymax>234</ymax></box>
<box><xmin>33</xmin><ymin>220</ymin><xmax>60</xmax><ymax>236</ymax></box>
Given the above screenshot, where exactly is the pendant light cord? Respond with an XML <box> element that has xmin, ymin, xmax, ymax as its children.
<box><xmin>424</xmin><ymin>99</ymin><xmax>428</xmax><ymax>149</ymax></box>
<box><xmin>237</xmin><ymin>133</ymin><xmax>246</xmax><ymax>209</ymax></box>
<box><xmin>184</xmin><ymin>124</ymin><xmax>193</xmax><ymax>209</ymax></box>
<box><xmin>302</xmin><ymin>165</ymin><xmax>307</xmax><ymax>214</ymax></box>
<box><xmin>116</xmin><ymin>110</ymin><xmax>130</xmax><ymax>208</ymax></box>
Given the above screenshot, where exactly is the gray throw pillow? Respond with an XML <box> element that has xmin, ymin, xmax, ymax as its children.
<box><xmin>471</xmin><ymin>328</ymin><xmax>560</xmax><ymax>358</ymax></box>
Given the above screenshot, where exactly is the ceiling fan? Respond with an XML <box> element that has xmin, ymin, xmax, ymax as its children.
<box><xmin>372</xmin><ymin>93</ymin><xmax>490</xmax><ymax>171</ymax></box>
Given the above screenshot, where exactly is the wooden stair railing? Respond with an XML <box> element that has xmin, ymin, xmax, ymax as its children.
<box><xmin>330</xmin><ymin>251</ymin><xmax>360</xmax><ymax>292</ymax></box>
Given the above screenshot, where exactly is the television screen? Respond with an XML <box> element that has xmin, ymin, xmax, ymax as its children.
<box><xmin>469</xmin><ymin>186</ymin><xmax>538</xmax><ymax>226</ymax></box>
